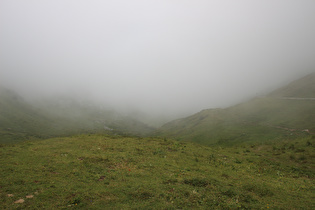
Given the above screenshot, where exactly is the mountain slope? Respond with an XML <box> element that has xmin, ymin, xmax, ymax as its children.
<box><xmin>0</xmin><ymin>88</ymin><xmax>56</xmax><ymax>142</ymax></box>
<box><xmin>157</xmin><ymin>73</ymin><xmax>315</xmax><ymax>145</ymax></box>
<box><xmin>269</xmin><ymin>72</ymin><xmax>315</xmax><ymax>98</ymax></box>
<box><xmin>0</xmin><ymin>87</ymin><xmax>154</xmax><ymax>143</ymax></box>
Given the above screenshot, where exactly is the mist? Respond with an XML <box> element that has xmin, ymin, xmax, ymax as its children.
<box><xmin>1</xmin><ymin>0</ymin><xmax>315</xmax><ymax>123</ymax></box>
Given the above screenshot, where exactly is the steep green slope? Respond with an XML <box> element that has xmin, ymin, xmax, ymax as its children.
<box><xmin>0</xmin><ymin>134</ymin><xmax>314</xmax><ymax>209</ymax></box>
<box><xmin>157</xmin><ymin>73</ymin><xmax>315</xmax><ymax>145</ymax></box>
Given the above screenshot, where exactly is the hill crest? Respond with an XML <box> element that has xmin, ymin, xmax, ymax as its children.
<box><xmin>157</xmin><ymin>73</ymin><xmax>315</xmax><ymax>145</ymax></box>
<box><xmin>269</xmin><ymin>72</ymin><xmax>315</xmax><ymax>98</ymax></box>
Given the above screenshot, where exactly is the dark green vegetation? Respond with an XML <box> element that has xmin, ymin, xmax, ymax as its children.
<box><xmin>1</xmin><ymin>134</ymin><xmax>314</xmax><ymax>209</ymax></box>
<box><xmin>0</xmin><ymin>87</ymin><xmax>153</xmax><ymax>144</ymax></box>
<box><xmin>157</xmin><ymin>73</ymin><xmax>315</xmax><ymax>145</ymax></box>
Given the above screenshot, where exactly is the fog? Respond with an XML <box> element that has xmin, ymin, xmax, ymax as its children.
<box><xmin>1</xmin><ymin>0</ymin><xmax>315</xmax><ymax>122</ymax></box>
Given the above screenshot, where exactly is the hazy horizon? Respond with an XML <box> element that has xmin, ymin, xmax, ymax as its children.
<box><xmin>1</xmin><ymin>1</ymin><xmax>315</xmax><ymax>121</ymax></box>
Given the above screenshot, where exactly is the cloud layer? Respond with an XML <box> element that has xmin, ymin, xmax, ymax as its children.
<box><xmin>1</xmin><ymin>0</ymin><xmax>315</xmax><ymax>117</ymax></box>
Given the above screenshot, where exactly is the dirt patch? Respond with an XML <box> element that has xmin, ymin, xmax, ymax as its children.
<box><xmin>14</xmin><ymin>199</ymin><xmax>25</xmax><ymax>204</ymax></box>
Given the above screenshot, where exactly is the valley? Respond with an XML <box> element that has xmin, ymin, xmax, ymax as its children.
<box><xmin>1</xmin><ymin>1</ymin><xmax>315</xmax><ymax>208</ymax></box>
<box><xmin>0</xmin><ymin>73</ymin><xmax>314</xmax><ymax>209</ymax></box>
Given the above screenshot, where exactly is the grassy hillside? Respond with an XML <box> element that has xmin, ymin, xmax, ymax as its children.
<box><xmin>0</xmin><ymin>88</ymin><xmax>58</xmax><ymax>143</ymax></box>
<box><xmin>157</xmin><ymin>97</ymin><xmax>314</xmax><ymax>145</ymax></box>
<box><xmin>269</xmin><ymin>72</ymin><xmax>315</xmax><ymax>98</ymax></box>
<box><xmin>0</xmin><ymin>87</ymin><xmax>154</xmax><ymax>143</ymax></box>
<box><xmin>0</xmin><ymin>134</ymin><xmax>314</xmax><ymax>209</ymax></box>
<box><xmin>157</xmin><ymin>73</ymin><xmax>315</xmax><ymax>145</ymax></box>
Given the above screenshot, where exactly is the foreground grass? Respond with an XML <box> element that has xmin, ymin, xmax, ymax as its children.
<box><xmin>0</xmin><ymin>134</ymin><xmax>314</xmax><ymax>209</ymax></box>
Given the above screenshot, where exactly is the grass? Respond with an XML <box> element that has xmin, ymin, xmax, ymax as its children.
<box><xmin>1</xmin><ymin>134</ymin><xmax>314</xmax><ymax>209</ymax></box>
<box><xmin>157</xmin><ymin>73</ymin><xmax>315</xmax><ymax>146</ymax></box>
<box><xmin>157</xmin><ymin>97</ymin><xmax>315</xmax><ymax>145</ymax></box>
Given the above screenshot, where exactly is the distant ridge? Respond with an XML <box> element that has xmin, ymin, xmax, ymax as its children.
<box><xmin>0</xmin><ymin>86</ymin><xmax>154</xmax><ymax>143</ymax></box>
<box><xmin>269</xmin><ymin>72</ymin><xmax>315</xmax><ymax>98</ymax></box>
<box><xmin>157</xmin><ymin>73</ymin><xmax>315</xmax><ymax>145</ymax></box>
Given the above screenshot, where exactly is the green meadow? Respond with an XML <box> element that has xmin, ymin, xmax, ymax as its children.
<box><xmin>1</xmin><ymin>134</ymin><xmax>314</xmax><ymax>209</ymax></box>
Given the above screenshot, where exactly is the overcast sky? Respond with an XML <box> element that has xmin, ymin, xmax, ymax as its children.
<box><xmin>1</xmin><ymin>0</ymin><xmax>315</xmax><ymax>118</ymax></box>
